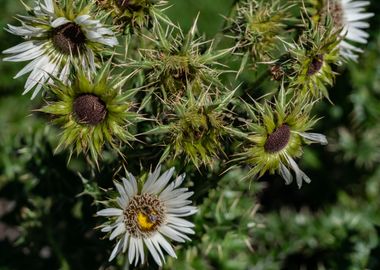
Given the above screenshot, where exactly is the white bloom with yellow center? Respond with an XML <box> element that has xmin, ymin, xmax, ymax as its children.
<box><xmin>2</xmin><ymin>0</ymin><xmax>118</xmax><ymax>98</ymax></box>
<box><xmin>97</xmin><ymin>166</ymin><xmax>197</xmax><ymax>266</ymax></box>
<box><xmin>328</xmin><ymin>0</ymin><xmax>374</xmax><ymax>61</ymax></box>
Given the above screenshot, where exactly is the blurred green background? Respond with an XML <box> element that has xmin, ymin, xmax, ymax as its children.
<box><xmin>1</xmin><ymin>0</ymin><xmax>380</xmax><ymax>269</ymax></box>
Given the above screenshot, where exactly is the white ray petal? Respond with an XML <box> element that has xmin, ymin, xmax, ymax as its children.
<box><xmin>122</xmin><ymin>233</ymin><xmax>130</xmax><ymax>253</ymax></box>
<box><xmin>287</xmin><ymin>156</ymin><xmax>311</xmax><ymax>188</ymax></box>
<box><xmin>167</xmin><ymin>216</ymin><xmax>195</xmax><ymax>228</ymax></box>
<box><xmin>2</xmin><ymin>41</ymin><xmax>39</xmax><ymax>54</ymax></box>
<box><xmin>137</xmin><ymin>238</ymin><xmax>145</xmax><ymax>265</ymax></box>
<box><xmin>51</xmin><ymin>17</ymin><xmax>71</xmax><ymax>28</ymax></box>
<box><xmin>96</xmin><ymin>208</ymin><xmax>123</xmax><ymax>217</ymax></box>
<box><xmin>128</xmin><ymin>237</ymin><xmax>137</xmax><ymax>265</ymax></box>
<box><xmin>109</xmin><ymin>239</ymin><xmax>123</xmax><ymax>262</ymax></box>
<box><xmin>299</xmin><ymin>132</ymin><xmax>328</xmax><ymax>145</ymax></box>
<box><xmin>155</xmin><ymin>233</ymin><xmax>177</xmax><ymax>258</ymax></box>
<box><xmin>143</xmin><ymin>167</ymin><xmax>175</xmax><ymax>194</ymax></box>
<box><xmin>144</xmin><ymin>238</ymin><xmax>162</xmax><ymax>266</ymax></box>
<box><xmin>159</xmin><ymin>225</ymin><xmax>190</xmax><ymax>242</ymax></box>
<box><xmin>279</xmin><ymin>163</ymin><xmax>293</xmax><ymax>185</ymax></box>
<box><xmin>110</xmin><ymin>223</ymin><xmax>126</xmax><ymax>240</ymax></box>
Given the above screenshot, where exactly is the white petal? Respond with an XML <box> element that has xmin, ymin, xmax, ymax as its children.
<box><xmin>144</xmin><ymin>238</ymin><xmax>162</xmax><ymax>266</ymax></box>
<box><xmin>128</xmin><ymin>237</ymin><xmax>137</xmax><ymax>265</ymax></box>
<box><xmin>74</xmin><ymin>15</ymin><xmax>92</xmax><ymax>24</ymax></box>
<box><xmin>287</xmin><ymin>156</ymin><xmax>311</xmax><ymax>189</ymax></box>
<box><xmin>114</xmin><ymin>182</ymin><xmax>128</xmax><ymax>203</ymax></box>
<box><xmin>168</xmin><ymin>224</ymin><xmax>195</xmax><ymax>235</ymax></box>
<box><xmin>3</xmin><ymin>43</ymin><xmax>45</xmax><ymax>62</ymax></box>
<box><xmin>96</xmin><ymin>208</ymin><xmax>123</xmax><ymax>217</ymax></box>
<box><xmin>151</xmin><ymin>235</ymin><xmax>166</xmax><ymax>263</ymax></box>
<box><xmin>167</xmin><ymin>216</ymin><xmax>195</xmax><ymax>228</ymax></box>
<box><xmin>2</xmin><ymin>41</ymin><xmax>39</xmax><ymax>54</ymax></box>
<box><xmin>109</xmin><ymin>222</ymin><xmax>125</xmax><ymax>240</ymax></box>
<box><xmin>143</xmin><ymin>166</ymin><xmax>162</xmax><ymax>191</ymax></box>
<box><xmin>279</xmin><ymin>163</ymin><xmax>293</xmax><ymax>185</ymax></box>
<box><xmin>155</xmin><ymin>233</ymin><xmax>177</xmax><ymax>258</ymax></box>
<box><xmin>143</xmin><ymin>167</ymin><xmax>175</xmax><ymax>194</ymax></box>
<box><xmin>109</xmin><ymin>239</ymin><xmax>123</xmax><ymax>262</ymax></box>
<box><xmin>159</xmin><ymin>225</ymin><xmax>190</xmax><ymax>242</ymax></box>
<box><xmin>299</xmin><ymin>132</ymin><xmax>328</xmax><ymax>145</ymax></box>
<box><xmin>122</xmin><ymin>233</ymin><xmax>130</xmax><ymax>253</ymax></box>
<box><xmin>42</xmin><ymin>0</ymin><xmax>54</xmax><ymax>14</ymax></box>
<box><xmin>51</xmin><ymin>17</ymin><xmax>71</xmax><ymax>28</ymax></box>
<box><xmin>137</xmin><ymin>238</ymin><xmax>145</xmax><ymax>265</ymax></box>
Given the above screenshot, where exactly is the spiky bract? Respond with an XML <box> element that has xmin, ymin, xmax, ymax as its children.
<box><xmin>147</xmin><ymin>88</ymin><xmax>235</xmax><ymax>168</ymax></box>
<box><xmin>129</xmin><ymin>19</ymin><xmax>230</xmax><ymax>104</ymax></box>
<box><xmin>230</xmin><ymin>0</ymin><xmax>293</xmax><ymax>62</ymax></box>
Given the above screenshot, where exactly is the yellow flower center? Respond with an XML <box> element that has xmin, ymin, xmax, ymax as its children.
<box><xmin>123</xmin><ymin>194</ymin><xmax>165</xmax><ymax>237</ymax></box>
<box><xmin>137</xmin><ymin>210</ymin><xmax>158</xmax><ymax>232</ymax></box>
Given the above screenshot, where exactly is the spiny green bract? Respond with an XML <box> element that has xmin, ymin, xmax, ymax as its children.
<box><xmin>229</xmin><ymin>0</ymin><xmax>294</xmax><ymax>63</ymax></box>
<box><xmin>128</xmin><ymin>18</ymin><xmax>231</xmax><ymax>105</ymax></box>
<box><xmin>40</xmin><ymin>63</ymin><xmax>140</xmax><ymax>166</ymax></box>
<box><xmin>146</xmin><ymin>87</ymin><xmax>236</xmax><ymax>168</ymax></box>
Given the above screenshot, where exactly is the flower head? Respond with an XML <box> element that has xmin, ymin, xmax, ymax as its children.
<box><xmin>237</xmin><ymin>91</ymin><xmax>328</xmax><ymax>188</ymax></box>
<box><xmin>41</xmin><ymin>62</ymin><xmax>138</xmax><ymax>164</ymax></box>
<box><xmin>230</xmin><ymin>0</ymin><xmax>293</xmax><ymax>62</ymax></box>
<box><xmin>96</xmin><ymin>166</ymin><xmax>197</xmax><ymax>266</ymax></box>
<box><xmin>2</xmin><ymin>0</ymin><xmax>118</xmax><ymax>98</ymax></box>
<box><xmin>289</xmin><ymin>20</ymin><xmax>341</xmax><ymax>99</ymax></box>
<box><xmin>316</xmin><ymin>0</ymin><xmax>374</xmax><ymax>61</ymax></box>
<box><xmin>96</xmin><ymin>0</ymin><xmax>169</xmax><ymax>33</ymax></box>
<box><xmin>146</xmin><ymin>88</ymin><xmax>235</xmax><ymax>168</ymax></box>
<box><xmin>129</xmin><ymin>18</ymin><xmax>230</xmax><ymax>104</ymax></box>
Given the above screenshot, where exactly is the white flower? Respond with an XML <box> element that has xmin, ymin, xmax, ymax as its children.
<box><xmin>96</xmin><ymin>166</ymin><xmax>197</xmax><ymax>266</ymax></box>
<box><xmin>2</xmin><ymin>0</ymin><xmax>118</xmax><ymax>98</ymax></box>
<box><xmin>327</xmin><ymin>0</ymin><xmax>374</xmax><ymax>61</ymax></box>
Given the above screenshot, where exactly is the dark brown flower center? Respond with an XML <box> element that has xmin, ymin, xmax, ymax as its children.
<box><xmin>123</xmin><ymin>194</ymin><xmax>165</xmax><ymax>237</ymax></box>
<box><xmin>52</xmin><ymin>22</ymin><xmax>86</xmax><ymax>55</ymax></box>
<box><xmin>73</xmin><ymin>94</ymin><xmax>107</xmax><ymax>125</ymax></box>
<box><xmin>264</xmin><ymin>125</ymin><xmax>291</xmax><ymax>153</ymax></box>
<box><xmin>116</xmin><ymin>0</ymin><xmax>130</xmax><ymax>9</ymax></box>
<box><xmin>307</xmin><ymin>54</ymin><xmax>324</xmax><ymax>76</ymax></box>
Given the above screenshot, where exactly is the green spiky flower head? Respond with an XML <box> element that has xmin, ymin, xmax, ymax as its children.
<box><xmin>149</xmin><ymin>88</ymin><xmax>235</xmax><ymax>168</ymax></box>
<box><xmin>41</xmin><ymin>63</ymin><xmax>138</xmax><ymax>164</ymax></box>
<box><xmin>230</xmin><ymin>0</ymin><xmax>293</xmax><ymax>62</ymax></box>
<box><xmin>96</xmin><ymin>0</ymin><xmax>169</xmax><ymax>33</ymax></box>
<box><xmin>290</xmin><ymin>19</ymin><xmax>341</xmax><ymax>99</ymax></box>
<box><xmin>239</xmin><ymin>91</ymin><xmax>328</xmax><ymax>188</ymax></box>
<box><xmin>132</xmin><ymin>19</ymin><xmax>230</xmax><ymax>104</ymax></box>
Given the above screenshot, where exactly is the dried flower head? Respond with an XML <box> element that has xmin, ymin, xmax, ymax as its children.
<box><xmin>146</xmin><ymin>88</ymin><xmax>235</xmax><ymax>168</ymax></box>
<box><xmin>129</xmin><ymin>18</ymin><xmax>230</xmax><ymax>104</ymax></box>
<box><xmin>230</xmin><ymin>0</ymin><xmax>294</xmax><ymax>63</ymax></box>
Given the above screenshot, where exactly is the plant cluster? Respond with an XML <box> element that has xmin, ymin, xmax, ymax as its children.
<box><xmin>1</xmin><ymin>0</ymin><xmax>377</xmax><ymax>269</ymax></box>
